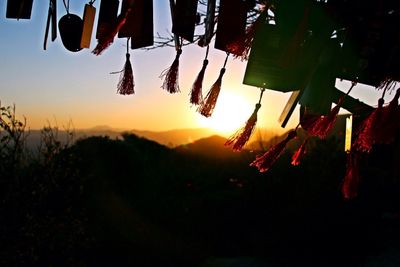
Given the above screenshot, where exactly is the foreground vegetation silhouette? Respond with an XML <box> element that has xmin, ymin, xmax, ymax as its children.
<box><xmin>1</xmin><ymin>104</ymin><xmax>399</xmax><ymax>267</ymax></box>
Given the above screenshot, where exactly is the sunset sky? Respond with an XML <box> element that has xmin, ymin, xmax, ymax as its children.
<box><xmin>0</xmin><ymin>1</ymin><xmax>386</xmax><ymax>135</ymax></box>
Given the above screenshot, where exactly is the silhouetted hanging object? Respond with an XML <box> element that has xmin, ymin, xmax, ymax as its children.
<box><xmin>299</xmin><ymin>38</ymin><xmax>341</xmax><ymax>118</ymax></box>
<box><xmin>117</xmin><ymin>0</ymin><xmax>153</xmax><ymax>49</ymax></box>
<box><xmin>198</xmin><ymin>0</ymin><xmax>216</xmax><ymax>47</ymax></box>
<box><xmin>92</xmin><ymin>9</ymin><xmax>131</xmax><ymax>55</ymax></box>
<box><xmin>111</xmin><ymin>38</ymin><xmax>134</xmax><ymax>95</ymax></box>
<box><xmin>225</xmin><ymin>88</ymin><xmax>265</xmax><ymax>151</ymax></box>
<box><xmin>43</xmin><ymin>0</ymin><xmax>57</xmax><ymax>50</ymax></box>
<box><xmin>95</xmin><ymin>0</ymin><xmax>119</xmax><ymax>40</ymax></box>
<box><xmin>227</xmin><ymin>9</ymin><xmax>266</xmax><ymax>61</ymax></box>
<box><xmin>214</xmin><ymin>0</ymin><xmax>247</xmax><ymax>54</ymax></box>
<box><xmin>171</xmin><ymin>0</ymin><xmax>198</xmax><ymax>42</ymax></box>
<box><xmin>291</xmin><ymin>138</ymin><xmax>308</xmax><ymax>166</ymax></box>
<box><xmin>190</xmin><ymin>46</ymin><xmax>209</xmax><ymax>105</ymax></box>
<box><xmin>251</xmin><ymin>129</ymin><xmax>297</xmax><ymax>173</ymax></box>
<box><xmin>6</xmin><ymin>0</ymin><xmax>33</xmax><ymax>20</ymax></box>
<box><xmin>80</xmin><ymin>1</ymin><xmax>96</xmax><ymax>49</ymax></box>
<box><xmin>341</xmin><ymin>152</ymin><xmax>361</xmax><ymax>199</ymax></box>
<box><xmin>160</xmin><ymin>40</ymin><xmax>182</xmax><ymax>94</ymax></box>
<box><xmin>308</xmin><ymin>82</ymin><xmax>356</xmax><ymax>139</ymax></box>
<box><xmin>58</xmin><ymin>1</ymin><xmax>83</xmax><ymax>52</ymax></box>
<box><xmin>198</xmin><ymin>53</ymin><xmax>229</xmax><ymax>117</ymax></box>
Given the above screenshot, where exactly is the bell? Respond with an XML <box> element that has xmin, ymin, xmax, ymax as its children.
<box><xmin>58</xmin><ymin>14</ymin><xmax>83</xmax><ymax>52</ymax></box>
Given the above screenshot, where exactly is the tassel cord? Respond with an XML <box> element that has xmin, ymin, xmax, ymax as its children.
<box><xmin>190</xmin><ymin>46</ymin><xmax>210</xmax><ymax>105</ymax></box>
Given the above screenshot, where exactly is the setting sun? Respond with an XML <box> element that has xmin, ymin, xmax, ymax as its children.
<box><xmin>196</xmin><ymin>91</ymin><xmax>254</xmax><ymax>135</ymax></box>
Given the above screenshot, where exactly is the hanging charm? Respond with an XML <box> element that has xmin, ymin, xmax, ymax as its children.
<box><xmin>251</xmin><ymin>128</ymin><xmax>298</xmax><ymax>173</ymax></box>
<box><xmin>225</xmin><ymin>88</ymin><xmax>265</xmax><ymax>151</ymax></box>
<box><xmin>93</xmin><ymin>1</ymin><xmax>132</xmax><ymax>55</ymax></box>
<box><xmin>198</xmin><ymin>53</ymin><xmax>229</xmax><ymax>117</ymax></box>
<box><xmin>111</xmin><ymin>38</ymin><xmax>134</xmax><ymax>95</ymax></box>
<box><xmin>190</xmin><ymin>46</ymin><xmax>209</xmax><ymax>105</ymax></box>
<box><xmin>44</xmin><ymin>0</ymin><xmax>57</xmax><ymax>50</ymax></box>
<box><xmin>80</xmin><ymin>1</ymin><xmax>96</xmax><ymax>49</ymax></box>
<box><xmin>58</xmin><ymin>0</ymin><xmax>84</xmax><ymax>52</ymax></box>
<box><xmin>160</xmin><ymin>40</ymin><xmax>183</xmax><ymax>94</ymax></box>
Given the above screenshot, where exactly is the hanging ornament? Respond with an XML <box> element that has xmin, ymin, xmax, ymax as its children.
<box><xmin>198</xmin><ymin>0</ymin><xmax>216</xmax><ymax>47</ymax></box>
<box><xmin>6</xmin><ymin>0</ymin><xmax>33</xmax><ymax>20</ymax></box>
<box><xmin>171</xmin><ymin>0</ymin><xmax>199</xmax><ymax>42</ymax></box>
<box><xmin>250</xmin><ymin>128</ymin><xmax>298</xmax><ymax>173</ymax></box>
<box><xmin>117</xmin><ymin>0</ymin><xmax>154</xmax><ymax>49</ymax></box>
<box><xmin>92</xmin><ymin>0</ymin><xmax>133</xmax><ymax>55</ymax></box>
<box><xmin>198</xmin><ymin>53</ymin><xmax>230</xmax><ymax>117</ymax></box>
<box><xmin>341</xmin><ymin>152</ymin><xmax>361</xmax><ymax>200</ymax></box>
<box><xmin>291</xmin><ymin>138</ymin><xmax>308</xmax><ymax>166</ymax></box>
<box><xmin>190</xmin><ymin>46</ymin><xmax>209</xmax><ymax>105</ymax></box>
<box><xmin>225</xmin><ymin>88</ymin><xmax>265</xmax><ymax>151</ymax></box>
<box><xmin>214</xmin><ymin>0</ymin><xmax>248</xmax><ymax>54</ymax></box>
<box><xmin>227</xmin><ymin>8</ymin><xmax>267</xmax><ymax>61</ymax></box>
<box><xmin>160</xmin><ymin>39</ymin><xmax>183</xmax><ymax>94</ymax></box>
<box><xmin>80</xmin><ymin>1</ymin><xmax>96</xmax><ymax>49</ymax></box>
<box><xmin>43</xmin><ymin>0</ymin><xmax>57</xmax><ymax>50</ymax></box>
<box><xmin>307</xmin><ymin>82</ymin><xmax>357</xmax><ymax>139</ymax></box>
<box><xmin>111</xmin><ymin>38</ymin><xmax>134</xmax><ymax>95</ymax></box>
<box><xmin>95</xmin><ymin>0</ymin><xmax>119</xmax><ymax>40</ymax></box>
<box><xmin>58</xmin><ymin>0</ymin><xmax>83</xmax><ymax>52</ymax></box>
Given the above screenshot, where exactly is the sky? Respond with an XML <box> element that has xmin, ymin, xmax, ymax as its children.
<box><xmin>0</xmin><ymin>0</ymin><xmax>388</xmax><ymax>135</ymax></box>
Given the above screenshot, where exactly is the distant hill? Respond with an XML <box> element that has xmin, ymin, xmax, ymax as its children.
<box><xmin>175</xmin><ymin>135</ymin><xmax>232</xmax><ymax>157</ymax></box>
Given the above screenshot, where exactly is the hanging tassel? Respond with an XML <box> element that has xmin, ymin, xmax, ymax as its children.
<box><xmin>190</xmin><ymin>47</ymin><xmax>209</xmax><ymax>105</ymax></box>
<box><xmin>111</xmin><ymin>38</ymin><xmax>134</xmax><ymax>95</ymax></box>
<box><xmin>227</xmin><ymin>9</ymin><xmax>266</xmax><ymax>61</ymax></box>
<box><xmin>378</xmin><ymin>77</ymin><xmax>398</xmax><ymax>92</ymax></box>
<box><xmin>198</xmin><ymin>53</ymin><xmax>229</xmax><ymax>117</ymax></box>
<box><xmin>373</xmin><ymin>88</ymin><xmax>400</xmax><ymax>145</ymax></box>
<box><xmin>160</xmin><ymin>47</ymin><xmax>182</xmax><ymax>94</ymax></box>
<box><xmin>308</xmin><ymin>82</ymin><xmax>356</xmax><ymax>139</ymax></box>
<box><xmin>250</xmin><ymin>129</ymin><xmax>297</xmax><ymax>173</ymax></box>
<box><xmin>225</xmin><ymin>88</ymin><xmax>265</xmax><ymax>151</ymax></box>
<box><xmin>92</xmin><ymin>7</ymin><xmax>132</xmax><ymax>55</ymax></box>
<box><xmin>341</xmin><ymin>152</ymin><xmax>361</xmax><ymax>199</ymax></box>
<box><xmin>291</xmin><ymin>138</ymin><xmax>308</xmax><ymax>166</ymax></box>
<box><xmin>353</xmin><ymin>98</ymin><xmax>384</xmax><ymax>152</ymax></box>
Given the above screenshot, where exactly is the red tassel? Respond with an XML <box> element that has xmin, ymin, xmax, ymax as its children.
<box><xmin>190</xmin><ymin>58</ymin><xmax>208</xmax><ymax>105</ymax></box>
<box><xmin>341</xmin><ymin>152</ymin><xmax>361</xmax><ymax>199</ymax></box>
<box><xmin>353</xmin><ymin>98</ymin><xmax>384</xmax><ymax>152</ymax></box>
<box><xmin>250</xmin><ymin>130</ymin><xmax>297</xmax><ymax>173</ymax></box>
<box><xmin>160</xmin><ymin>48</ymin><xmax>182</xmax><ymax>94</ymax></box>
<box><xmin>92</xmin><ymin>8</ymin><xmax>131</xmax><ymax>55</ymax></box>
<box><xmin>116</xmin><ymin>52</ymin><xmax>134</xmax><ymax>95</ymax></box>
<box><xmin>227</xmin><ymin>10</ymin><xmax>265</xmax><ymax>61</ymax></box>
<box><xmin>291</xmin><ymin>138</ymin><xmax>308</xmax><ymax>166</ymax></box>
<box><xmin>198</xmin><ymin>66</ymin><xmax>226</xmax><ymax>117</ymax></box>
<box><xmin>374</xmin><ymin>88</ymin><xmax>400</xmax><ymax>145</ymax></box>
<box><xmin>308</xmin><ymin>82</ymin><xmax>356</xmax><ymax>138</ymax></box>
<box><xmin>225</xmin><ymin>103</ymin><xmax>262</xmax><ymax>151</ymax></box>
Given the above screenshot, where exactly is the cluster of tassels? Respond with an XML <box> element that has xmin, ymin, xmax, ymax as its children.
<box><xmin>92</xmin><ymin>7</ymin><xmax>132</xmax><ymax>56</ymax></box>
<box><xmin>160</xmin><ymin>46</ymin><xmax>182</xmax><ymax>94</ymax></box>
<box><xmin>340</xmin><ymin>88</ymin><xmax>400</xmax><ymax>200</ymax></box>
<box><xmin>225</xmin><ymin>88</ymin><xmax>265</xmax><ymax>151</ymax></box>
<box><xmin>190</xmin><ymin>46</ymin><xmax>209</xmax><ymax>105</ymax></box>
<box><xmin>198</xmin><ymin>53</ymin><xmax>229</xmax><ymax>117</ymax></box>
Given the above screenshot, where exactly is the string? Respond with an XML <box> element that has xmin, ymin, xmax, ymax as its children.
<box><xmin>257</xmin><ymin>88</ymin><xmax>266</xmax><ymax>104</ymax></box>
<box><xmin>222</xmin><ymin>52</ymin><xmax>229</xmax><ymax>68</ymax></box>
<box><xmin>62</xmin><ymin>0</ymin><xmax>70</xmax><ymax>14</ymax></box>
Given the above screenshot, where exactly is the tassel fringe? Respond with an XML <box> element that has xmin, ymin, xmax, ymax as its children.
<box><xmin>116</xmin><ymin>53</ymin><xmax>134</xmax><ymax>95</ymax></box>
<box><xmin>225</xmin><ymin>103</ymin><xmax>261</xmax><ymax>151</ymax></box>
<box><xmin>190</xmin><ymin>59</ymin><xmax>208</xmax><ymax>105</ymax></box>
<box><xmin>291</xmin><ymin>138</ymin><xmax>308</xmax><ymax>166</ymax></box>
<box><xmin>341</xmin><ymin>152</ymin><xmax>361</xmax><ymax>199</ymax></box>
<box><xmin>198</xmin><ymin>67</ymin><xmax>226</xmax><ymax>117</ymax></box>
<box><xmin>160</xmin><ymin>49</ymin><xmax>182</xmax><ymax>94</ymax></box>
<box><xmin>250</xmin><ymin>130</ymin><xmax>297</xmax><ymax>173</ymax></box>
